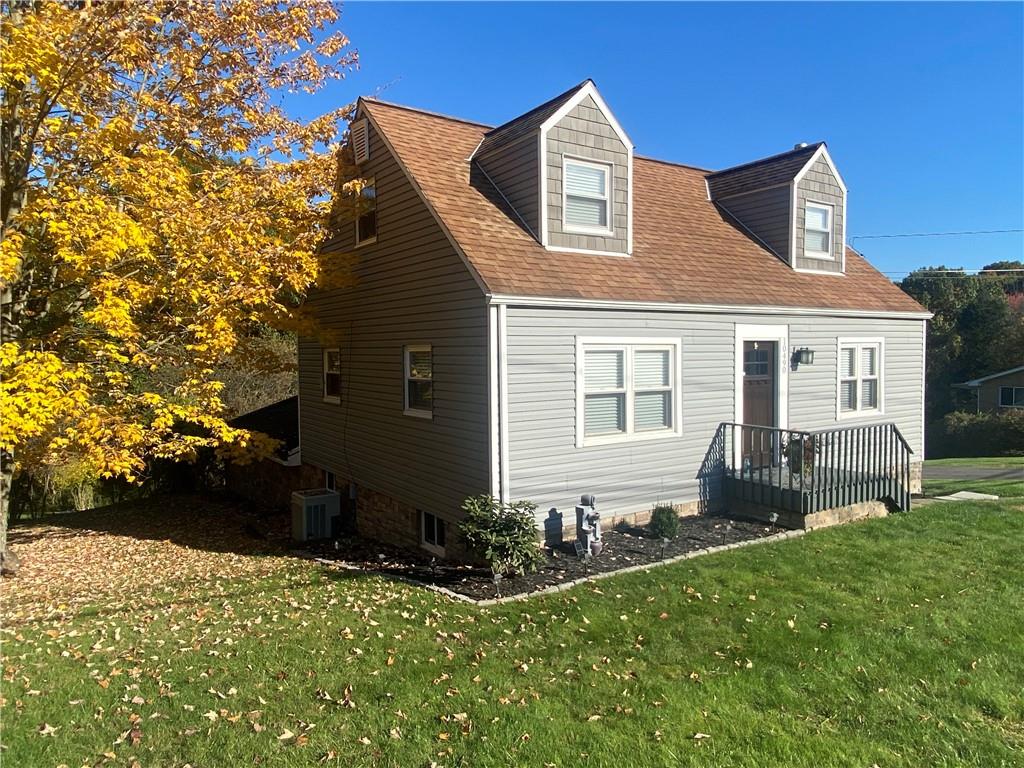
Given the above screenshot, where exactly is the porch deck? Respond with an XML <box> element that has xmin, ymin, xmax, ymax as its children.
<box><xmin>718</xmin><ymin>422</ymin><xmax>914</xmax><ymax>517</ymax></box>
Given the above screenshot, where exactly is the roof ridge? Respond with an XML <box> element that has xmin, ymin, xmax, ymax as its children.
<box><xmin>360</xmin><ymin>97</ymin><xmax>492</xmax><ymax>129</ymax></box>
<box><xmin>707</xmin><ymin>141</ymin><xmax>825</xmax><ymax>178</ymax></box>
<box><xmin>482</xmin><ymin>79</ymin><xmax>592</xmax><ymax>137</ymax></box>
<box><xmin>635</xmin><ymin>154</ymin><xmax>715</xmax><ymax>173</ymax></box>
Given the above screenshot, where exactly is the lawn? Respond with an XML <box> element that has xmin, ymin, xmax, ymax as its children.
<box><xmin>2</xmin><ymin>495</ymin><xmax>1022</xmax><ymax>767</ymax></box>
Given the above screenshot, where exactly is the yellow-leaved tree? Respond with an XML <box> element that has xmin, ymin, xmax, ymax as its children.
<box><xmin>0</xmin><ymin>1</ymin><xmax>358</xmax><ymax>568</ymax></box>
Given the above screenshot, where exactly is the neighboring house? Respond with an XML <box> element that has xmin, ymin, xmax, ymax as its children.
<box><xmin>953</xmin><ymin>365</ymin><xmax>1024</xmax><ymax>412</ymax></box>
<box><xmin>299</xmin><ymin>80</ymin><xmax>930</xmax><ymax>558</ymax></box>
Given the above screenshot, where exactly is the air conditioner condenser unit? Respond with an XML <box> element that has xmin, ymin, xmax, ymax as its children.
<box><xmin>291</xmin><ymin>489</ymin><xmax>342</xmax><ymax>542</ymax></box>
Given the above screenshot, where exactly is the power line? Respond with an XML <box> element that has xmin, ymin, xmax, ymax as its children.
<box><xmin>850</xmin><ymin>228</ymin><xmax>1023</xmax><ymax>243</ymax></box>
<box><xmin>880</xmin><ymin>269</ymin><xmax>1024</xmax><ymax>275</ymax></box>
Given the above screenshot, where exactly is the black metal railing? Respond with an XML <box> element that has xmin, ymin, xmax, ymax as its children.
<box><xmin>717</xmin><ymin>421</ymin><xmax>914</xmax><ymax>514</ymax></box>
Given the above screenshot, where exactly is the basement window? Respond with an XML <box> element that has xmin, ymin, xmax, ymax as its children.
<box><xmin>420</xmin><ymin>511</ymin><xmax>446</xmax><ymax>556</ymax></box>
<box><xmin>804</xmin><ymin>202</ymin><xmax>833</xmax><ymax>259</ymax></box>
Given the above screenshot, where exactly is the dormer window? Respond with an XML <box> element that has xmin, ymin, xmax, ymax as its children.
<box><xmin>804</xmin><ymin>202</ymin><xmax>833</xmax><ymax>259</ymax></box>
<box><xmin>563</xmin><ymin>158</ymin><xmax>612</xmax><ymax>234</ymax></box>
<box><xmin>355</xmin><ymin>177</ymin><xmax>377</xmax><ymax>246</ymax></box>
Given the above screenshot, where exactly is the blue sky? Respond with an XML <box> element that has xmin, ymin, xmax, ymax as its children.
<box><xmin>287</xmin><ymin>1</ymin><xmax>1024</xmax><ymax>277</ymax></box>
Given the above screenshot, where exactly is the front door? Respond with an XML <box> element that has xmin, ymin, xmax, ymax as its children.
<box><xmin>742</xmin><ymin>341</ymin><xmax>777</xmax><ymax>469</ymax></box>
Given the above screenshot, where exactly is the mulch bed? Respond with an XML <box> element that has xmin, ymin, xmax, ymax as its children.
<box><xmin>303</xmin><ymin>514</ymin><xmax>781</xmax><ymax>601</ymax></box>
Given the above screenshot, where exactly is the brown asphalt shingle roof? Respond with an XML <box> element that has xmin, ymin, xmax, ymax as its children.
<box><xmin>706</xmin><ymin>142</ymin><xmax>824</xmax><ymax>199</ymax></box>
<box><xmin>362</xmin><ymin>99</ymin><xmax>927</xmax><ymax>315</ymax></box>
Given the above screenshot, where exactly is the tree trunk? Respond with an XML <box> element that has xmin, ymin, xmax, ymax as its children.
<box><xmin>0</xmin><ymin>448</ymin><xmax>13</xmax><ymax>574</ymax></box>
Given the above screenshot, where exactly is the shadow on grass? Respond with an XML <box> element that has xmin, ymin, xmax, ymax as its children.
<box><xmin>7</xmin><ymin>491</ymin><xmax>291</xmax><ymax>558</ymax></box>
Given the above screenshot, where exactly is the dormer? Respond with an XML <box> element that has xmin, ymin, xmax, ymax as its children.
<box><xmin>706</xmin><ymin>143</ymin><xmax>848</xmax><ymax>274</ymax></box>
<box><xmin>473</xmin><ymin>80</ymin><xmax>633</xmax><ymax>257</ymax></box>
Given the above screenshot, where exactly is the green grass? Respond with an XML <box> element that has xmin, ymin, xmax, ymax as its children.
<box><xmin>3</xmin><ymin>501</ymin><xmax>1023</xmax><ymax>767</ymax></box>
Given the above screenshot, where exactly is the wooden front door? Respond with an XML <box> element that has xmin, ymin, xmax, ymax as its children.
<box><xmin>742</xmin><ymin>341</ymin><xmax>777</xmax><ymax>469</ymax></box>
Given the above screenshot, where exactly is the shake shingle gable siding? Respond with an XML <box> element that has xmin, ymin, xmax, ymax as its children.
<box><xmin>546</xmin><ymin>95</ymin><xmax>630</xmax><ymax>254</ymax></box>
<box><xmin>362</xmin><ymin>99</ymin><xmax>925</xmax><ymax>315</ymax></box>
<box><xmin>794</xmin><ymin>155</ymin><xmax>845</xmax><ymax>273</ymax></box>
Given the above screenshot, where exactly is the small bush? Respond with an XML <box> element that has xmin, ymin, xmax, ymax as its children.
<box><xmin>459</xmin><ymin>495</ymin><xmax>545</xmax><ymax>576</ymax></box>
<box><xmin>648</xmin><ymin>504</ymin><xmax>680</xmax><ymax>540</ymax></box>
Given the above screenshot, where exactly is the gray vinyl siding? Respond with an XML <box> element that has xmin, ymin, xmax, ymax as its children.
<box><xmin>545</xmin><ymin>96</ymin><xmax>629</xmax><ymax>254</ymax></box>
<box><xmin>476</xmin><ymin>134</ymin><xmax>540</xmax><ymax>238</ymax></box>
<box><xmin>717</xmin><ymin>185</ymin><xmax>792</xmax><ymax>263</ymax></box>
<box><xmin>299</xmin><ymin>118</ymin><xmax>489</xmax><ymax>523</ymax></box>
<box><xmin>794</xmin><ymin>156</ymin><xmax>845</xmax><ymax>272</ymax></box>
<box><xmin>504</xmin><ymin>307</ymin><xmax>924</xmax><ymax>522</ymax></box>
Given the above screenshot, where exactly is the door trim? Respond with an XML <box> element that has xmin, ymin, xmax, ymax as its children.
<box><xmin>734</xmin><ymin>324</ymin><xmax>789</xmax><ymax>431</ymax></box>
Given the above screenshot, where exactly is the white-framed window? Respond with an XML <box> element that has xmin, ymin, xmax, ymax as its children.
<box><xmin>323</xmin><ymin>348</ymin><xmax>341</xmax><ymax>403</ymax></box>
<box><xmin>837</xmin><ymin>338</ymin><xmax>884</xmax><ymax>417</ymax></box>
<box><xmin>804</xmin><ymin>202</ymin><xmax>833</xmax><ymax>259</ymax></box>
<box><xmin>563</xmin><ymin>157</ymin><xmax>612</xmax><ymax>234</ymax></box>
<box><xmin>323</xmin><ymin>470</ymin><xmax>336</xmax><ymax>491</ymax></box>
<box><xmin>420</xmin><ymin>510</ymin><xmax>446</xmax><ymax>556</ymax></box>
<box><xmin>404</xmin><ymin>344</ymin><xmax>432</xmax><ymax>418</ymax></box>
<box><xmin>354</xmin><ymin>176</ymin><xmax>377</xmax><ymax>246</ymax></box>
<box><xmin>999</xmin><ymin>386</ymin><xmax>1024</xmax><ymax>408</ymax></box>
<box><xmin>575</xmin><ymin>337</ymin><xmax>682</xmax><ymax>447</ymax></box>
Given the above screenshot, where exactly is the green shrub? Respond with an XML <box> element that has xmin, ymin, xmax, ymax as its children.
<box><xmin>459</xmin><ymin>495</ymin><xmax>545</xmax><ymax>576</ymax></box>
<box><xmin>648</xmin><ymin>503</ymin><xmax>680</xmax><ymax>540</ymax></box>
<box><xmin>934</xmin><ymin>409</ymin><xmax>1024</xmax><ymax>458</ymax></box>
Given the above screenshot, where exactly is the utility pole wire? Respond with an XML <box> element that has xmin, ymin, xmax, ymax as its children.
<box><xmin>850</xmin><ymin>228</ymin><xmax>1023</xmax><ymax>244</ymax></box>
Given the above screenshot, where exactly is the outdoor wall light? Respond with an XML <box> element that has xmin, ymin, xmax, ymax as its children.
<box><xmin>794</xmin><ymin>347</ymin><xmax>815</xmax><ymax>366</ymax></box>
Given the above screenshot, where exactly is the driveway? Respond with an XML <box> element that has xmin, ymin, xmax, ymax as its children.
<box><xmin>923</xmin><ymin>465</ymin><xmax>1024</xmax><ymax>481</ymax></box>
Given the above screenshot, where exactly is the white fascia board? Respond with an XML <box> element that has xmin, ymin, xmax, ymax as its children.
<box><xmin>486</xmin><ymin>293</ymin><xmax>933</xmax><ymax>320</ymax></box>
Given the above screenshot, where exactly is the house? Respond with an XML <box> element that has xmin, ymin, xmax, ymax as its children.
<box><xmin>298</xmin><ymin>80</ymin><xmax>929</xmax><ymax>558</ymax></box>
<box><xmin>953</xmin><ymin>365</ymin><xmax>1024</xmax><ymax>412</ymax></box>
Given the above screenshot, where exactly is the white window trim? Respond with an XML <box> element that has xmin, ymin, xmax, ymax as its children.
<box><xmin>836</xmin><ymin>337</ymin><xmax>885</xmax><ymax>420</ymax></box>
<box><xmin>574</xmin><ymin>336</ymin><xmax>682</xmax><ymax>448</ymax></box>
<box><xmin>562</xmin><ymin>156</ymin><xmax>614</xmax><ymax>237</ymax></box>
<box><xmin>403</xmin><ymin>344</ymin><xmax>433</xmax><ymax>419</ymax></box>
<box><xmin>804</xmin><ymin>200</ymin><xmax>834</xmax><ymax>260</ymax></box>
<box><xmin>322</xmin><ymin>348</ymin><xmax>341</xmax><ymax>404</ymax></box>
<box><xmin>354</xmin><ymin>176</ymin><xmax>377</xmax><ymax>248</ymax></box>
<box><xmin>420</xmin><ymin>511</ymin><xmax>446</xmax><ymax>557</ymax></box>
<box><xmin>999</xmin><ymin>386</ymin><xmax>1024</xmax><ymax>408</ymax></box>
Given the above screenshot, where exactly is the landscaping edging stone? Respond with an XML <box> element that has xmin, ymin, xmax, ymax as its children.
<box><xmin>301</xmin><ymin>527</ymin><xmax>807</xmax><ymax>607</ymax></box>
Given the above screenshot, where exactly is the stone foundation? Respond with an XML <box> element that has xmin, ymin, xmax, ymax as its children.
<box><xmin>346</xmin><ymin>483</ymin><xmax>470</xmax><ymax>560</ymax></box>
<box><xmin>910</xmin><ymin>461</ymin><xmax>923</xmax><ymax>495</ymax></box>
<box><xmin>728</xmin><ymin>498</ymin><xmax>889</xmax><ymax>530</ymax></box>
